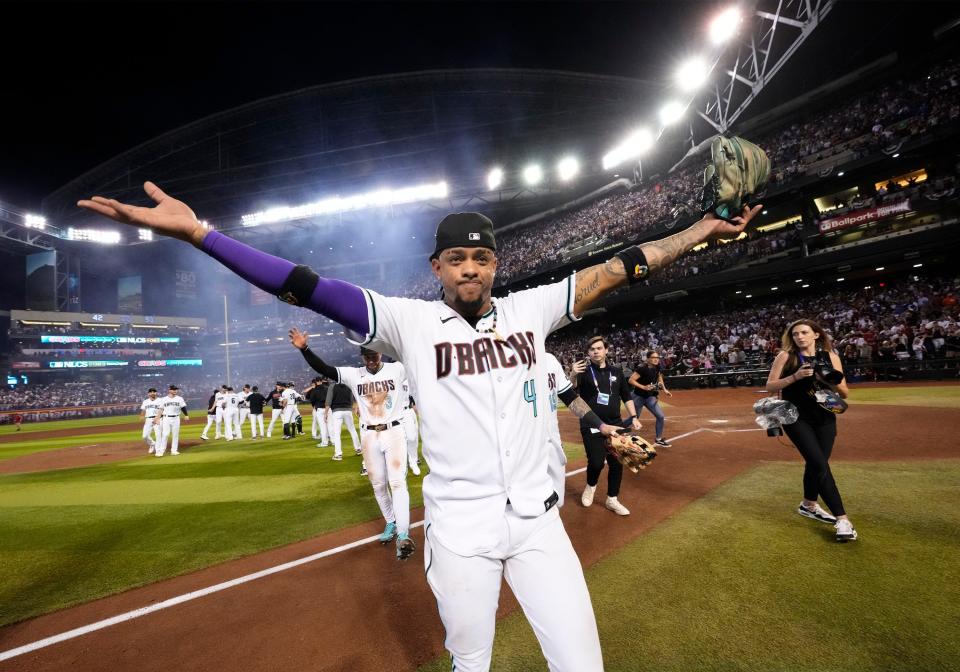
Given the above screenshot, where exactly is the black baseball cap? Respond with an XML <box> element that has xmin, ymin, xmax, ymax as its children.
<box><xmin>430</xmin><ymin>212</ymin><xmax>497</xmax><ymax>260</ymax></box>
<box><xmin>360</xmin><ymin>346</ymin><xmax>379</xmax><ymax>357</ymax></box>
<box><xmin>169</xmin><ymin>384</ymin><xmax>179</xmax><ymax>390</ymax></box>
<box><xmin>147</xmin><ymin>388</ymin><xmax>157</xmax><ymax>393</ymax></box>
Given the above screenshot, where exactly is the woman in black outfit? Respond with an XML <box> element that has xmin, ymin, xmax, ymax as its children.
<box><xmin>766</xmin><ymin>319</ymin><xmax>858</xmax><ymax>542</ymax></box>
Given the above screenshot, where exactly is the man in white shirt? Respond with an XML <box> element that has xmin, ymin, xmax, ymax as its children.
<box><xmin>156</xmin><ymin>385</ymin><xmax>189</xmax><ymax>457</ymax></box>
<box><xmin>139</xmin><ymin>388</ymin><xmax>163</xmax><ymax>454</ymax></box>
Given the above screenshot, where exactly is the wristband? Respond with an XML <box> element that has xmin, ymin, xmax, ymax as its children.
<box><xmin>613</xmin><ymin>246</ymin><xmax>650</xmax><ymax>284</ymax></box>
<box><xmin>582</xmin><ymin>410</ymin><xmax>605</xmax><ymax>430</ymax></box>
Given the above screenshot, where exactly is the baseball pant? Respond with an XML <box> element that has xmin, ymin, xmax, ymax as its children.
<box><xmin>581</xmin><ymin>427</ymin><xmax>623</xmax><ymax>498</ymax></box>
<box><xmin>249</xmin><ymin>413</ymin><xmax>264</xmax><ymax>438</ymax></box>
<box><xmin>327</xmin><ymin>410</ymin><xmax>360</xmax><ymax>457</ymax></box>
<box><xmin>312</xmin><ymin>408</ymin><xmax>329</xmax><ymax>443</ymax></box>
<box><xmin>214</xmin><ymin>406</ymin><xmax>225</xmax><ymax>438</ymax></box>
<box><xmin>239</xmin><ymin>407</ymin><xmax>249</xmax><ymax>425</ymax></box>
<box><xmin>142</xmin><ymin>419</ymin><xmax>161</xmax><ymax>452</ymax></box>
<box><xmin>362</xmin><ymin>425</ymin><xmax>410</xmax><ymax>534</ymax></box>
<box><xmin>424</xmin><ymin>506</ymin><xmax>602</xmax><ymax>672</ymax></box>
<box><xmin>224</xmin><ymin>409</ymin><xmax>240</xmax><ymax>440</ymax></box>
<box><xmin>266</xmin><ymin>408</ymin><xmax>282</xmax><ymax>436</ymax></box>
<box><xmin>280</xmin><ymin>405</ymin><xmax>297</xmax><ymax>437</ymax></box>
<box><xmin>401</xmin><ymin>408</ymin><xmax>420</xmax><ymax>466</ymax></box>
<box><xmin>202</xmin><ymin>414</ymin><xmax>216</xmax><ymax>438</ymax></box>
<box><xmin>233</xmin><ymin>409</ymin><xmax>244</xmax><ymax>439</ymax></box>
<box><xmin>157</xmin><ymin>416</ymin><xmax>182</xmax><ymax>456</ymax></box>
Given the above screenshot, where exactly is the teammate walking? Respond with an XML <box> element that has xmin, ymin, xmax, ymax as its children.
<box><xmin>156</xmin><ymin>384</ymin><xmax>189</xmax><ymax>457</ymax></box>
<box><xmin>80</xmin><ymin>179</ymin><xmax>760</xmax><ymax>671</ymax></box>
<box><xmin>304</xmin><ymin>377</ymin><xmax>330</xmax><ymax>446</ymax></box>
<box><xmin>629</xmin><ymin>350</ymin><xmax>673</xmax><ymax>448</ymax></box>
<box><xmin>292</xmin><ymin>332</ymin><xmax>414</xmax><ymax>558</ymax></box>
<box><xmin>139</xmin><ymin>388</ymin><xmax>163</xmax><ymax>453</ymax></box>
<box><xmin>246</xmin><ymin>385</ymin><xmax>266</xmax><ymax>438</ymax></box>
<box><xmin>325</xmin><ymin>379</ymin><xmax>361</xmax><ymax>461</ymax></box>
<box><xmin>224</xmin><ymin>386</ymin><xmax>242</xmax><ymax>440</ymax></box>
<box><xmin>201</xmin><ymin>388</ymin><xmax>218</xmax><ymax>440</ymax></box>
<box><xmin>265</xmin><ymin>383</ymin><xmax>283</xmax><ymax>437</ymax></box>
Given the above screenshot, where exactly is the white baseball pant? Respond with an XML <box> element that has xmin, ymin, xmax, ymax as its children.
<box><xmin>249</xmin><ymin>413</ymin><xmax>264</xmax><ymax>438</ymax></box>
<box><xmin>327</xmin><ymin>409</ymin><xmax>360</xmax><ymax>457</ymax></box>
<box><xmin>266</xmin><ymin>408</ymin><xmax>282</xmax><ymax>436</ymax></box>
<box><xmin>224</xmin><ymin>409</ymin><xmax>240</xmax><ymax>440</ymax></box>
<box><xmin>239</xmin><ymin>407</ymin><xmax>250</xmax><ymax>427</ymax></box>
<box><xmin>361</xmin><ymin>425</ymin><xmax>409</xmax><ymax>535</ymax></box>
<box><xmin>157</xmin><ymin>416</ymin><xmax>182</xmax><ymax>456</ymax></box>
<box><xmin>311</xmin><ymin>407</ymin><xmax>329</xmax><ymax>443</ymax></box>
<box><xmin>214</xmin><ymin>406</ymin><xmax>225</xmax><ymax>438</ymax></box>
<box><xmin>233</xmin><ymin>408</ymin><xmax>244</xmax><ymax>439</ymax></box>
<box><xmin>202</xmin><ymin>414</ymin><xmax>216</xmax><ymax>438</ymax></box>
<box><xmin>142</xmin><ymin>419</ymin><xmax>161</xmax><ymax>452</ymax></box>
<box><xmin>401</xmin><ymin>408</ymin><xmax>419</xmax><ymax>466</ymax></box>
<box><xmin>423</xmin><ymin>506</ymin><xmax>602</xmax><ymax>672</ymax></box>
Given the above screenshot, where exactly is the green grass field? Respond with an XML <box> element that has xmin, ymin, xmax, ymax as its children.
<box><xmin>0</xmin><ymin>426</ymin><xmax>425</xmax><ymax>626</ymax></box>
<box><xmin>419</xmin><ymin>460</ymin><xmax>960</xmax><ymax>672</ymax></box>
<box><xmin>847</xmin><ymin>384</ymin><xmax>960</xmax><ymax>408</ymax></box>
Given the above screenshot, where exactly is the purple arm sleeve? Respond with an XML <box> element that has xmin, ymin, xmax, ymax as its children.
<box><xmin>201</xmin><ymin>230</ymin><xmax>370</xmax><ymax>335</ymax></box>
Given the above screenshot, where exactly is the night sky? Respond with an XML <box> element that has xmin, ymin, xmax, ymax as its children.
<box><xmin>2</xmin><ymin>1</ymin><xmax>957</xmax><ymax>208</ymax></box>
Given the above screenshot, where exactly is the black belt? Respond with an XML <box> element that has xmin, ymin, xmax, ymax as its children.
<box><xmin>163</xmin><ymin>415</ymin><xmax>180</xmax><ymax>418</ymax></box>
<box><xmin>362</xmin><ymin>420</ymin><xmax>401</xmax><ymax>432</ymax></box>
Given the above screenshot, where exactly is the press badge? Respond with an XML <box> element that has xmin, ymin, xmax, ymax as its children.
<box><xmin>596</xmin><ymin>392</ymin><xmax>610</xmax><ymax>405</ymax></box>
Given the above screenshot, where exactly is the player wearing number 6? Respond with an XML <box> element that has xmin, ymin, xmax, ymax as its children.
<box><xmin>79</xmin><ymin>174</ymin><xmax>762</xmax><ymax>670</ymax></box>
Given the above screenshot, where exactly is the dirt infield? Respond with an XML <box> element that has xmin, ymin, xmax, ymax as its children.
<box><xmin>1</xmin><ymin>386</ymin><xmax>957</xmax><ymax>671</ymax></box>
<box><xmin>0</xmin><ymin>440</ymin><xmax>203</xmax><ymax>475</ymax></box>
<box><xmin>0</xmin><ymin>421</ymin><xmax>144</xmax><ymax>444</ymax></box>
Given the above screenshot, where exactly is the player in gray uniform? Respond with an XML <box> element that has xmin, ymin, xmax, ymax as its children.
<box><xmin>139</xmin><ymin>388</ymin><xmax>163</xmax><ymax>454</ymax></box>
<box><xmin>81</xmin><ymin>180</ymin><xmax>760</xmax><ymax>671</ymax></box>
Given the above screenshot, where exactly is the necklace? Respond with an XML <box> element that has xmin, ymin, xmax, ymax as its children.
<box><xmin>475</xmin><ymin>299</ymin><xmax>507</xmax><ymax>342</ymax></box>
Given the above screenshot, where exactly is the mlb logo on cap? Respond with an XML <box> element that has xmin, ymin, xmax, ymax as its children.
<box><xmin>468</xmin><ymin>232</ymin><xmax>480</xmax><ymax>241</ymax></box>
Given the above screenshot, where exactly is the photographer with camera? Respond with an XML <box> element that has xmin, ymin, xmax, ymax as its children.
<box><xmin>628</xmin><ymin>350</ymin><xmax>673</xmax><ymax>448</ymax></box>
<box><xmin>766</xmin><ymin>319</ymin><xmax>857</xmax><ymax>542</ymax></box>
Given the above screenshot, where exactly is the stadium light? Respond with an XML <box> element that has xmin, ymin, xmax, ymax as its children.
<box><xmin>659</xmin><ymin>101</ymin><xmax>685</xmax><ymax>126</ymax></box>
<box><xmin>676</xmin><ymin>57</ymin><xmax>710</xmax><ymax>91</ymax></box>
<box><xmin>487</xmin><ymin>167</ymin><xmax>504</xmax><ymax>190</ymax></box>
<box><xmin>602</xmin><ymin>128</ymin><xmax>654</xmax><ymax>170</ymax></box>
<box><xmin>241</xmin><ymin>180</ymin><xmax>449</xmax><ymax>226</ymax></box>
<box><xmin>138</xmin><ymin>229</ymin><xmax>153</xmax><ymax>241</ymax></box>
<box><xmin>24</xmin><ymin>214</ymin><xmax>46</xmax><ymax>230</ymax></box>
<box><xmin>66</xmin><ymin>228</ymin><xmax>121</xmax><ymax>244</ymax></box>
<box><xmin>557</xmin><ymin>157</ymin><xmax>580</xmax><ymax>182</ymax></box>
<box><xmin>709</xmin><ymin>7</ymin><xmax>742</xmax><ymax>45</ymax></box>
<box><xmin>875</xmin><ymin>266</ymin><xmax>885</xmax><ymax>271</ymax></box>
<box><xmin>523</xmin><ymin>164</ymin><xmax>543</xmax><ymax>186</ymax></box>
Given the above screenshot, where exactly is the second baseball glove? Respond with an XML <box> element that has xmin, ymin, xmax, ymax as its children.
<box><xmin>605</xmin><ymin>433</ymin><xmax>657</xmax><ymax>474</ymax></box>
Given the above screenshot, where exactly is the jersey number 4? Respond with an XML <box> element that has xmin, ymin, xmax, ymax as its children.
<box><xmin>523</xmin><ymin>379</ymin><xmax>538</xmax><ymax>417</ymax></box>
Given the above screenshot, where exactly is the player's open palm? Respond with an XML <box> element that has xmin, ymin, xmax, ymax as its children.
<box><xmin>77</xmin><ymin>181</ymin><xmax>207</xmax><ymax>247</ymax></box>
<box><xmin>289</xmin><ymin>328</ymin><xmax>309</xmax><ymax>350</ymax></box>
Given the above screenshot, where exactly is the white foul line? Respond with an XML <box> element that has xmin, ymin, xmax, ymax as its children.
<box><xmin>0</xmin><ymin>428</ymin><xmax>709</xmax><ymax>662</ymax></box>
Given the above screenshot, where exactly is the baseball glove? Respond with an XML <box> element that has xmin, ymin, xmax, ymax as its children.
<box><xmin>605</xmin><ymin>433</ymin><xmax>657</xmax><ymax>474</ymax></box>
<box><xmin>700</xmin><ymin>135</ymin><xmax>770</xmax><ymax>222</ymax></box>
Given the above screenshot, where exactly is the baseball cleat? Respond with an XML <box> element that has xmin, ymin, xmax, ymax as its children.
<box><xmin>409</xmin><ymin>459</ymin><xmax>421</xmax><ymax>476</ymax></box>
<box><xmin>201</xmin><ymin>435</ymin><xmax>209</xmax><ymax>441</ymax></box>
<box><xmin>171</xmin><ymin>451</ymin><xmax>180</xmax><ymax>456</ymax></box>
<box><xmin>360</xmin><ymin>466</ymin><xmax>368</xmax><ymax>477</ymax></box>
<box><xmin>605</xmin><ymin>497</ymin><xmax>630</xmax><ymax>516</ymax></box>
<box><xmin>581</xmin><ymin>484</ymin><xmax>597</xmax><ymax>507</ymax></box>
<box><xmin>834</xmin><ymin>518</ymin><xmax>858</xmax><ymax>542</ymax></box>
<box><xmin>396</xmin><ymin>534</ymin><xmax>416</xmax><ymax>561</ymax></box>
<box><xmin>354</xmin><ymin>448</ymin><xmax>363</xmax><ymax>456</ymax></box>
<box><xmin>379</xmin><ymin>522</ymin><xmax>397</xmax><ymax>544</ymax></box>
<box><xmin>797</xmin><ymin>502</ymin><xmax>837</xmax><ymax>525</ymax></box>
<box><xmin>332</xmin><ymin>454</ymin><xmax>343</xmax><ymax>461</ymax></box>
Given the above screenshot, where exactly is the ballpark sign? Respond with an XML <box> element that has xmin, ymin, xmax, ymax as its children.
<box><xmin>818</xmin><ymin>199</ymin><xmax>911</xmax><ymax>233</ymax></box>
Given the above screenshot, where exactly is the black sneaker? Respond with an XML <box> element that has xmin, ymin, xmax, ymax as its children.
<box><xmin>655</xmin><ymin>437</ymin><xmax>672</xmax><ymax>448</ymax></box>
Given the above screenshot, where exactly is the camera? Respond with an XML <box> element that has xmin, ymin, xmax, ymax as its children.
<box><xmin>808</xmin><ymin>351</ymin><xmax>844</xmax><ymax>385</ymax></box>
<box><xmin>767</xmin><ymin>426</ymin><xmax>783</xmax><ymax>437</ymax></box>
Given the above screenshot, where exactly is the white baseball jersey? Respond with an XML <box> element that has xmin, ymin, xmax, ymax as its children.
<box><xmin>281</xmin><ymin>388</ymin><xmax>298</xmax><ymax>407</ymax></box>
<box><xmin>239</xmin><ymin>392</ymin><xmax>250</xmax><ymax>408</ymax></box>
<box><xmin>541</xmin><ymin>352</ymin><xmax>571</xmax><ymax>451</ymax></box>
<box><xmin>337</xmin><ymin>362</ymin><xmax>406</xmax><ymax>426</ymax></box>
<box><xmin>225</xmin><ymin>392</ymin><xmax>241</xmax><ymax>409</ymax></box>
<box><xmin>347</xmin><ymin>274</ymin><xmax>579</xmax><ymax>555</ymax></box>
<box><xmin>140</xmin><ymin>397</ymin><xmax>163</xmax><ymax>419</ymax></box>
<box><xmin>160</xmin><ymin>395</ymin><xmax>187</xmax><ymax>417</ymax></box>
<box><xmin>399</xmin><ymin>378</ymin><xmax>415</xmax><ymax>410</ymax></box>
<box><xmin>214</xmin><ymin>391</ymin><xmax>227</xmax><ymax>408</ymax></box>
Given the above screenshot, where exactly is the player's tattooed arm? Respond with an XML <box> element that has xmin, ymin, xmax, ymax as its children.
<box><xmin>572</xmin><ymin>206</ymin><xmax>762</xmax><ymax>315</ymax></box>
<box><xmin>560</xmin><ymin>391</ymin><xmax>621</xmax><ymax>437</ymax></box>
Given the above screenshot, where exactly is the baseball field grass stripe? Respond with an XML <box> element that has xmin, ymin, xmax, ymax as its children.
<box><xmin>0</xmin><ymin>520</ymin><xmax>427</xmax><ymax>663</ymax></box>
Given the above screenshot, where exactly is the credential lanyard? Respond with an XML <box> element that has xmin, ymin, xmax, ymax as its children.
<box><xmin>589</xmin><ymin>364</ymin><xmax>611</xmax><ymax>405</ymax></box>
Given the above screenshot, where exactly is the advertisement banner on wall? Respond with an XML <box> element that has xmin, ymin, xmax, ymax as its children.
<box><xmin>818</xmin><ymin>199</ymin><xmax>911</xmax><ymax>233</ymax></box>
<box><xmin>175</xmin><ymin>270</ymin><xmax>197</xmax><ymax>300</ymax></box>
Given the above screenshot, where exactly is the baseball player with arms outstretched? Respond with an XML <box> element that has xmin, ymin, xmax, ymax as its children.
<box><xmin>139</xmin><ymin>387</ymin><xmax>163</xmax><ymax>454</ymax></box>
<box><xmin>291</xmin><ymin>331</ymin><xmax>414</xmax><ymax>559</ymax></box>
<box><xmin>80</xmin><ymin>181</ymin><xmax>760</xmax><ymax>671</ymax></box>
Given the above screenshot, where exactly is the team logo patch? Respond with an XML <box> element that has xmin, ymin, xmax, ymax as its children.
<box><xmin>633</xmin><ymin>264</ymin><xmax>649</xmax><ymax>279</ymax></box>
<box><xmin>468</xmin><ymin>232</ymin><xmax>480</xmax><ymax>241</ymax></box>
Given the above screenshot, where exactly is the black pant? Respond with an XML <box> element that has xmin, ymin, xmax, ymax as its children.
<box><xmin>783</xmin><ymin>418</ymin><xmax>845</xmax><ymax>516</ymax></box>
<box><xmin>581</xmin><ymin>427</ymin><xmax>623</xmax><ymax>498</ymax></box>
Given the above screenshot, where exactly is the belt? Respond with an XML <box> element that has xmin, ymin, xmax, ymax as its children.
<box><xmin>163</xmin><ymin>415</ymin><xmax>180</xmax><ymax>418</ymax></box>
<box><xmin>362</xmin><ymin>420</ymin><xmax>401</xmax><ymax>432</ymax></box>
